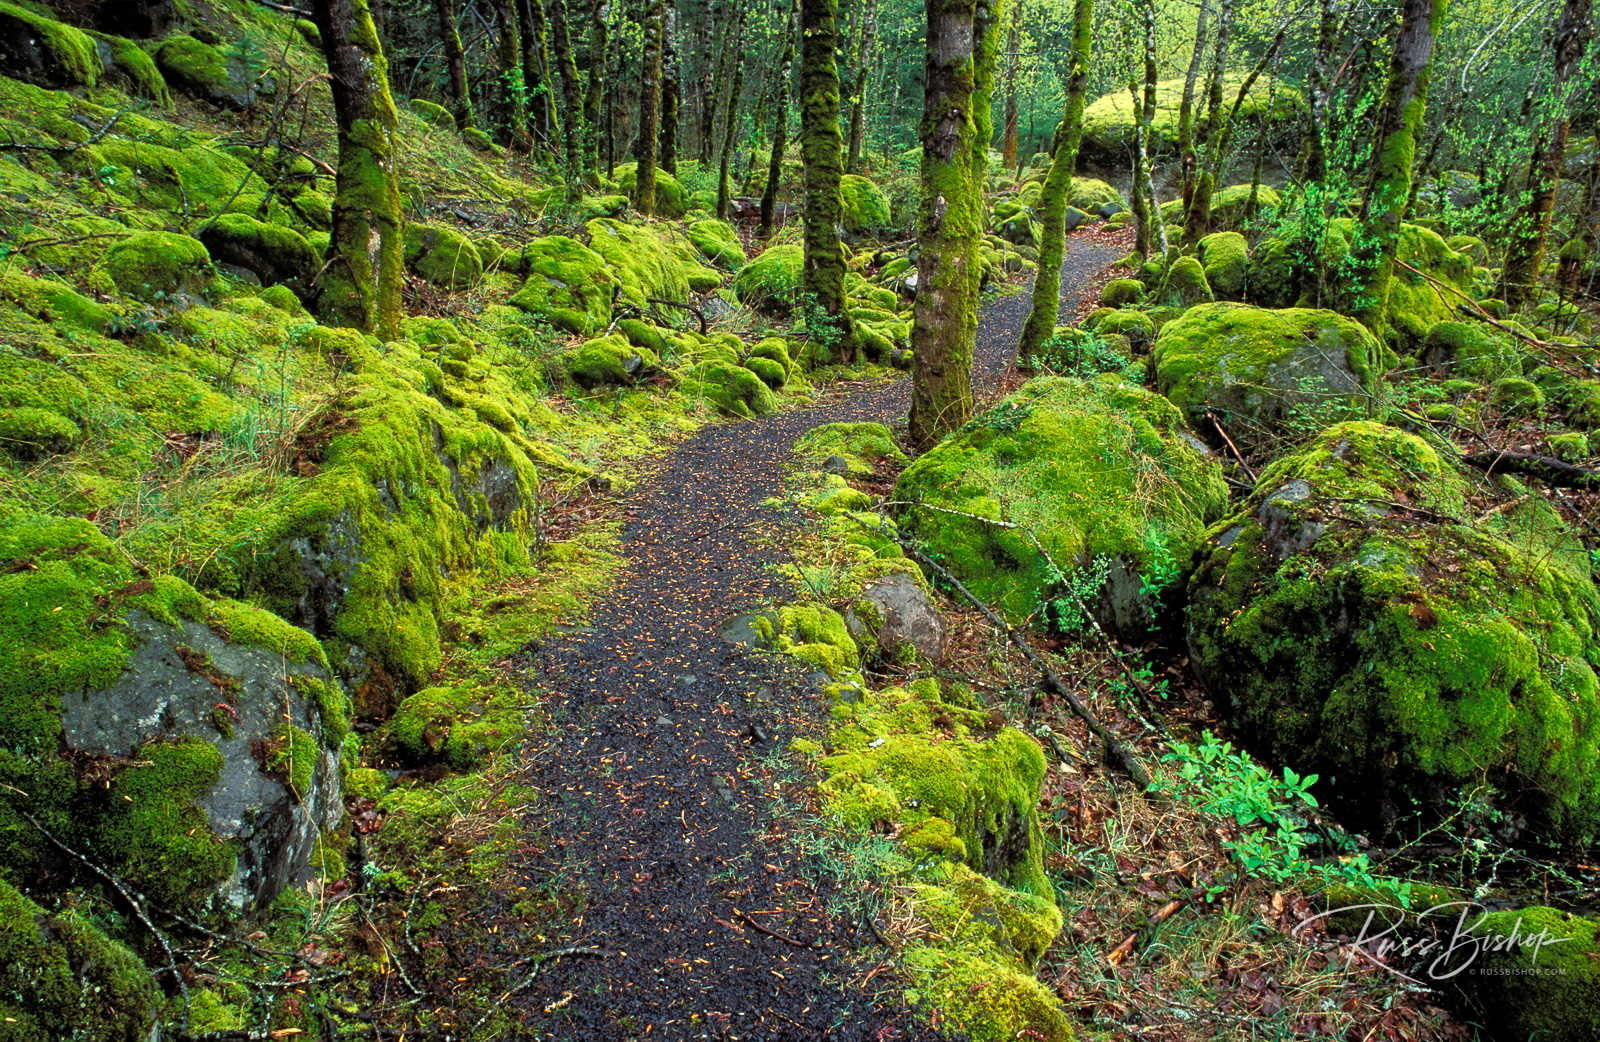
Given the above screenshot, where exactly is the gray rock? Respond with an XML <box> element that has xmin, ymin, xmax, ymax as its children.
<box><xmin>822</xmin><ymin>455</ymin><xmax>851</xmax><ymax>475</ymax></box>
<box><xmin>845</xmin><ymin>572</ymin><xmax>948</xmax><ymax>666</ymax></box>
<box><xmin>59</xmin><ymin>611</ymin><xmax>343</xmax><ymax>910</ymax></box>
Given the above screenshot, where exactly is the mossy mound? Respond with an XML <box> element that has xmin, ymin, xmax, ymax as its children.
<box><xmin>683</xmin><ymin>359</ymin><xmax>779</xmax><ymax>419</ymax></box>
<box><xmin>385</xmin><ymin>684</ymin><xmax>523</xmax><ymax>771</ymax></box>
<box><xmin>839</xmin><ymin>174</ymin><xmax>892</xmax><ymax>234</ymax></box>
<box><xmin>1490</xmin><ymin>376</ymin><xmax>1545</xmax><ymax>416</ymax></box>
<box><xmin>686</xmin><ymin>218</ymin><xmax>746</xmax><ymax>270</ymax></box>
<box><xmin>89</xmin><ymin>138</ymin><xmax>278</xmax><ymax>220</ymax></box>
<box><xmin>507</xmin><ymin>235</ymin><xmax>619</xmax><ymax>335</ymax></box>
<box><xmin>103</xmin><ymin>230</ymin><xmax>212</xmax><ymax>302</ymax></box>
<box><xmin>893</xmin><ymin>375</ymin><xmax>1226</xmax><ymax>636</ymax></box>
<box><xmin>1154</xmin><ymin>254</ymin><xmax>1214</xmax><ymax>308</ymax></box>
<box><xmin>199</xmin><ymin>213</ymin><xmax>320</xmax><ymax>291</ymax></box>
<box><xmin>1068</xmin><ymin>177</ymin><xmax>1123</xmax><ymax>215</ymax></box>
<box><xmin>733</xmin><ymin>244</ymin><xmax>804</xmax><ymax>311</ymax></box>
<box><xmin>1197</xmin><ymin>231</ymin><xmax>1248</xmax><ymax>301</ymax></box>
<box><xmin>1419</xmin><ymin>320</ymin><xmax>1520</xmax><ymax>381</ymax></box>
<box><xmin>404</xmin><ymin>222</ymin><xmax>484</xmax><ymax>291</ymax></box>
<box><xmin>0</xmin><ymin>878</ymin><xmax>159</xmax><ymax>1039</ymax></box>
<box><xmin>1321</xmin><ymin>219</ymin><xmax>1475</xmax><ymax>354</ymax></box>
<box><xmin>0</xmin><ymin>4</ymin><xmax>101</xmax><ymax>89</ymax></box>
<box><xmin>1081</xmin><ymin>75</ymin><xmax>1305</xmax><ymax>166</ymax></box>
<box><xmin>1152</xmin><ymin>303</ymin><xmax>1382</xmax><ymax>450</ymax></box>
<box><xmin>1442</xmin><ymin>906</ymin><xmax>1598</xmax><ymax>1042</ymax></box>
<box><xmin>564</xmin><ymin>334</ymin><xmax>660</xmax><ymax>389</ymax></box>
<box><xmin>585</xmin><ymin>218</ymin><xmax>697</xmax><ymax>305</ymax></box>
<box><xmin>1095</xmin><ymin>309</ymin><xmax>1157</xmax><ymax>350</ymax></box>
<box><xmin>1186</xmin><ymin>421</ymin><xmax>1600</xmax><ymax>845</ymax></box>
<box><xmin>613</xmin><ymin>163</ymin><xmax>688</xmax><ymax>219</ymax></box>
<box><xmin>1100</xmin><ymin>278</ymin><xmax>1145</xmax><ymax>308</ymax></box>
<box><xmin>155</xmin><ymin>34</ymin><xmax>257</xmax><ymax>109</ymax></box>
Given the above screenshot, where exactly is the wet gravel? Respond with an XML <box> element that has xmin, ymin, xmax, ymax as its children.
<box><xmin>497</xmin><ymin>236</ymin><xmax>1126</xmax><ymax>1040</ymax></box>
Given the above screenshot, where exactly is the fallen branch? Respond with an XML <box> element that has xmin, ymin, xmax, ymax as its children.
<box><xmin>646</xmin><ymin>296</ymin><xmax>709</xmax><ymax>335</ymax></box>
<box><xmin>842</xmin><ymin>513</ymin><xmax>1154</xmax><ymax>792</ymax></box>
<box><xmin>1205</xmin><ymin>410</ymin><xmax>1257</xmax><ymax>483</ymax></box>
<box><xmin>732</xmin><ymin>907</ymin><xmax>814</xmax><ymax>948</ymax></box>
<box><xmin>1460</xmin><ymin>450</ymin><xmax>1600</xmax><ymax>489</ymax></box>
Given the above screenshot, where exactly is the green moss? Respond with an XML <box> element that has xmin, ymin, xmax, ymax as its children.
<box><xmin>733</xmin><ymin>244</ymin><xmax>804</xmax><ymax>311</ymax></box>
<box><xmin>1490</xmin><ymin>377</ymin><xmax>1545</xmax><ymax>416</ymax></box>
<box><xmin>345</xmin><ymin>766</ymin><xmax>389</xmax><ymax>800</ymax></box>
<box><xmin>1094</xmin><ymin>310</ymin><xmax>1157</xmax><ymax>350</ymax></box>
<box><xmin>1100</xmin><ymin>278</ymin><xmax>1146</xmax><ymax>308</ymax></box>
<box><xmin>507</xmin><ymin>235</ymin><xmax>618</xmax><ymax>335</ymax></box>
<box><xmin>154</xmin><ymin>34</ymin><xmax>253</xmax><ymax>107</ymax></box>
<box><xmin>90</xmin><ymin>31</ymin><xmax>168</xmax><ymax>103</ymax></box>
<box><xmin>585</xmin><ymin>218</ymin><xmax>699</xmax><ymax>306</ymax></box>
<box><xmin>385</xmin><ymin>684</ymin><xmax>522</xmax><ymax>771</ymax></box>
<box><xmin>404</xmin><ymin>222</ymin><xmax>484</xmax><ymax>291</ymax></box>
<box><xmin>1155</xmin><ymin>255</ymin><xmax>1214</xmax><ymax>308</ymax></box>
<box><xmin>564</xmin><ymin>334</ymin><xmax>660</xmax><ymax>389</ymax></box>
<box><xmin>1197</xmin><ymin>231</ymin><xmax>1248</xmax><ymax>301</ymax></box>
<box><xmin>894</xmin><ymin>375</ymin><xmax>1226</xmax><ymax>631</ymax></box>
<box><xmin>200</xmin><ymin>213</ymin><xmax>320</xmax><ymax>287</ymax></box>
<box><xmin>1083</xmin><ymin>75</ymin><xmax>1304</xmax><ymax>164</ymax></box>
<box><xmin>0</xmin><ymin>879</ymin><xmax>159</xmax><ymax>1039</ymax></box>
<box><xmin>1322</xmin><ymin>219</ymin><xmax>1474</xmax><ymax>355</ymax></box>
<box><xmin>795</xmin><ymin>422</ymin><xmax>907</xmax><ymax>474</ymax></box>
<box><xmin>102</xmin><ymin>230</ymin><xmax>212</xmax><ymax>303</ymax></box>
<box><xmin>683</xmin><ymin>360</ymin><xmax>779</xmax><ymax>418</ymax></box>
<box><xmin>1068</xmin><ymin>177</ymin><xmax>1123</xmax><ymax>214</ymax></box>
<box><xmin>1421</xmin><ymin>320</ymin><xmax>1519</xmax><ymax>381</ymax></box>
<box><xmin>1187</xmin><ymin>421</ymin><xmax>1600</xmax><ymax>844</ymax></box>
<box><xmin>0</xmin><ymin>4</ymin><xmax>100</xmax><ymax>88</ymax></box>
<box><xmin>839</xmin><ymin>174</ymin><xmax>892</xmax><ymax>233</ymax></box>
<box><xmin>407</xmin><ymin>97</ymin><xmax>455</xmax><ymax>129</ymax></box>
<box><xmin>758</xmin><ymin>603</ymin><xmax>859</xmax><ymax>675</ymax></box>
<box><xmin>1151</xmin><ymin>303</ymin><xmax>1382</xmax><ymax>448</ymax></box>
<box><xmin>0</xmin><ymin>270</ymin><xmax>113</xmax><ymax>333</ymax></box>
<box><xmin>686</xmin><ymin>218</ymin><xmax>746</xmax><ymax>271</ymax></box>
<box><xmin>0</xmin><ymin>406</ymin><xmax>79</xmax><ymax>458</ymax></box>
<box><xmin>1444</xmin><ymin>907</ymin><xmax>1597</xmax><ymax>1042</ymax></box>
<box><xmin>613</xmin><ymin>163</ymin><xmax>687</xmax><ymax>218</ymax></box>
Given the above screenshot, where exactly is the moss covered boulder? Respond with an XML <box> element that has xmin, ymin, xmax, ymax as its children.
<box><xmin>564</xmin><ymin>334</ymin><xmax>661</xmax><ymax>389</ymax></box>
<box><xmin>1441</xmin><ymin>906</ymin><xmax>1598</xmax><ymax>1042</ymax></box>
<box><xmin>1419</xmin><ymin>320</ymin><xmax>1520</xmax><ymax>381</ymax></box>
<box><xmin>404</xmin><ymin>222</ymin><xmax>484</xmax><ymax>291</ymax></box>
<box><xmin>384</xmin><ymin>683</ymin><xmax>523</xmax><ymax>771</ymax></box>
<box><xmin>1081</xmin><ymin>75</ymin><xmax>1305</xmax><ymax>167</ymax></box>
<box><xmin>91</xmin><ymin>139</ymin><xmax>276</xmax><ymax>219</ymax></box>
<box><xmin>1152</xmin><ymin>303</ymin><xmax>1382</xmax><ymax>450</ymax></box>
<box><xmin>91</xmin><ymin>31</ymin><xmax>170</xmax><ymax>104</ymax></box>
<box><xmin>508</xmin><ymin>235</ymin><xmax>618</xmax><ymax>335</ymax></box>
<box><xmin>1321</xmin><ymin>219</ymin><xmax>1475</xmax><ymax>354</ymax></box>
<box><xmin>1186</xmin><ymin>422</ymin><xmax>1600</xmax><ymax>844</ymax></box>
<box><xmin>1197</xmin><ymin>231</ymin><xmax>1248</xmax><ymax>301</ymax></box>
<box><xmin>199</xmin><ymin>213</ymin><xmax>320</xmax><ymax>293</ymax></box>
<box><xmin>684</xmin><ymin>359</ymin><xmax>778</xmax><ymax>418</ymax></box>
<box><xmin>687</xmin><ymin>218</ymin><xmax>746</xmax><ymax>270</ymax></box>
<box><xmin>155</xmin><ymin>33</ymin><xmax>259</xmax><ymax>108</ymax></box>
<box><xmin>1154</xmin><ymin>255</ymin><xmax>1214</xmax><ymax>308</ymax></box>
<box><xmin>733</xmin><ymin>243</ymin><xmax>804</xmax><ymax>311</ymax></box>
<box><xmin>585</xmin><ymin>218</ymin><xmax>693</xmax><ymax>305</ymax></box>
<box><xmin>893</xmin><ymin>376</ymin><xmax>1227</xmax><ymax>636</ymax></box>
<box><xmin>0</xmin><ymin>4</ymin><xmax>101</xmax><ymax>89</ymax></box>
<box><xmin>102</xmin><ymin>230</ymin><xmax>212</xmax><ymax>303</ymax></box>
<box><xmin>614</xmin><ymin>163</ymin><xmax>688</xmax><ymax>218</ymax></box>
<box><xmin>840</xmin><ymin>173</ymin><xmax>892</xmax><ymax>234</ymax></box>
<box><xmin>1069</xmin><ymin>177</ymin><xmax>1124</xmax><ymax>216</ymax></box>
<box><xmin>0</xmin><ymin>879</ymin><xmax>159</xmax><ymax>1038</ymax></box>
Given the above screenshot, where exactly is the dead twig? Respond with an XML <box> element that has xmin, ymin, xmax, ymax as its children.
<box><xmin>731</xmin><ymin>907</ymin><xmax>814</xmax><ymax>948</ymax></box>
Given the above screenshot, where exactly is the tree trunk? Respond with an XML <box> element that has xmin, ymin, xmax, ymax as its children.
<box><xmin>1502</xmin><ymin>0</ymin><xmax>1595</xmax><ymax>307</ymax></box>
<box><xmin>310</xmin><ymin>0</ymin><xmax>404</xmax><ymax>342</ymax></box>
<box><xmin>1001</xmin><ymin>0</ymin><xmax>1019</xmax><ymax>172</ymax></box>
<box><xmin>1177</xmin><ymin>0</ymin><xmax>1212</xmax><ymax>214</ymax></box>
<box><xmin>1182</xmin><ymin>0</ymin><xmax>1234</xmax><ymax>243</ymax></box>
<box><xmin>584</xmin><ymin>0</ymin><xmax>607</xmax><ymax>184</ymax></box>
<box><xmin>759</xmin><ymin>0</ymin><xmax>797</xmax><ymax>238</ymax></box>
<box><xmin>1345</xmin><ymin>0</ymin><xmax>1448</xmax><ymax>339</ymax></box>
<box><xmin>550</xmin><ymin>0</ymin><xmax>585</xmax><ymax>200</ymax></box>
<box><xmin>433</xmin><ymin>0</ymin><xmax>474</xmax><ymax>129</ymax></box>
<box><xmin>799</xmin><ymin>0</ymin><xmax>858</xmax><ymax>365</ymax></box>
<box><xmin>716</xmin><ymin>20</ymin><xmax>745</xmax><ymax>219</ymax></box>
<box><xmin>518</xmin><ymin>0</ymin><xmax>550</xmax><ymax>152</ymax></box>
<box><xmin>1131</xmin><ymin>0</ymin><xmax>1166</xmax><ymax>259</ymax></box>
<box><xmin>909</xmin><ymin>0</ymin><xmax>1002</xmax><ymax>449</ymax></box>
<box><xmin>845</xmin><ymin>0</ymin><xmax>878</xmax><ymax>174</ymax></box>
<box><xmin>661</xmin><ymin>4</ymin><xmax>680</xmax><ymax>174</ymax></box>
<box><xmin>490</xmin><ymin>0</ymin><xmax>530</xmax><ymax>150</ymax></box>
<box><xmin>1014</xmin><ymin>0</ymin><xmax>1090</xmax><ymax>362</ymax></box>
<box><xmin>1183</xmin><ymin>27</ymin><xmax>1280</xmax><ymax>245</ymax></box>
<box><xmin>634</xmin><ymin>0</ymin><xmax>665</xmax><ymax>215</ymax></box>
<box><xmin>703</xmin><ymin>1</ymin><xmax>740</xmax><ymax>164</ymax></box>
<box><xmin>1559</xmin><ymin>147</ymin><xmax>1600</xmax><ymax>294</ymax></box>
<box><xmin>1299</xmin><ymin>0</ymin><xmax>1341</xmax><ymax>186</ymax></box>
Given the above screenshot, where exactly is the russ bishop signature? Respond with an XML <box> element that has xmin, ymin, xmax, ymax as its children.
<box><xmin>1296</xmin><ymin>902</ymin><xmax>1575</xmax><ymax>984</ymax></box>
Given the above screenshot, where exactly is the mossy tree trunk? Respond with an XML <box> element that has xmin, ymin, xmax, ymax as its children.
<box><xmin>1014</xmin><ymin>0</ymin><xmax>1090</xmax><ymax>362</ymax></box>
<box><xmin>432</xmin><ymin>0</ymin><xmax>474</xmax><ymax>129</ymax></box>
<box><xmin>715</xmin><ymin>23</ymin><xmax>746</xmax><ymax>219</ymax></box>
<box><xmin>518</xmin><ymin>0</ymin><xmax>551</xmax><ymax>152</ymax></box>
<box><xmin>1182</xmin><ymin>26</ymin><xmax>1279</xmax><ymax>246</ymax></box>
<box><xmin>1001</xmin><ymin>0</ymin><xmax>1020</xmax><ymax>173</ymax></box>
<box><xmin>1560</xmin><ymin>148</ymin><xmax>1600</xmax><ymax>293</ymax></box>
<box><xmin>310</xmin><ymin>0</ymin><xmax>404</xmax><ymax>342</ymax></box>
<box><xmin>1344</xmin><ymin>0</ymin><xmax>1447</xmax><ymax>338</ymax></box>
<box><xmin>1298</xmin><ymin>0</ymin><xmax>1340</xmax><ymax>186</ymax></box>
<box><xmin>490</xmin><ymin>0</ymin><xmax>531</xmax><ymax>151</ymax></box>
<box><xmin>1181</xmin><ymin>0</ymin><xmax>1234</xmax><ymax>244</ymax></box>
<box><xmin>799</xmin><ymin>0</ymin><xmax>859</xmax><ymax>365</ymax></box>
<box><xmin>550</xmin><ymin>0</ymin><xmax>585</xmax><ymax>200</ymax></box>
<box><xmin>703</xmin><ymin>0</ymin><xmax>740</xmax><ymax>164</ymax></box>
<box><xmin>633</xmin><ymin>0</ymin><xmax>665</xmax><ymax>216</ymax></box>
<box><xmin>1502</xmin><ymin>0</ymin><xmax>1594</xmax><ymax>308</ymax></box>
<box><xmin>660</xmin><ymin>4</ymin><xmax>680</xmax><ymax>174</ymax></box>
<box><xmin>845</xmin><ymin>0</ymin><xmax>878</xmax><ymax>175</ymax></box>
<box><xmin>584</xmin><ymin>0</ymin><xmax>608</xmax><ymax>185</ymax></box>
<box><xmin>1177</xmin><ymin>0</ymin><xmax>1212</xmax><ymax>214</ymax></box>
<box><xmin>909</xmin><ymin>0</ymin><xmax>1002</xmax><ymax>450</ymax></box>
<box><xmin>1130</xmin><ymin>0</ymin><xmax>1166</xmax><ymax>259</ymax></box>
<box><xmin>759</xmin><ymin>0</ymin><xmax>797</xmax><ymax>239</ymax></box>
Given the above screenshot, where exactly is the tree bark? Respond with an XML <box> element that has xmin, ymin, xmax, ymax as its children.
<box><xmin>1182</xmin><ymin>26</ymin><xmax>1280</xmax><ymax>246</ymax></box>
<box><xmin>1502</xmin><ymin>0</ymin><xmax>1595</xmax><ymax>307</ymax></box>
<box><xmin>550</xmin><ymin>0</ymin><xmax>585</xmax><ymax>200</ymax></box>
<box><xmin>1345</xmin><ymin>0</ymin><xmax>1448</xmax><ymax>339</ymax></box>
<box><xmin>584</xmin><ymin>0</ymin><xmax>607</xmax><ymax>184</ymax></box>
<box><xmin>1131</xmin><ymin>0</ymin><xmax>1166</xmax><ymax>259</ymax></box>
<box><xmin>1182</xmin><ymin>0</ymin><xmax>1234</xmax><ymax>243</ymax></box>
<box><xmin>518</xmin><ymin>0</ymin><xmax>551</xmax><ymax>152</ymax></box>
<box><xmin>661</xmin><ymin>3</ymin><xmax>681</xmax><ymax>174</ymax></box>
<box><xmin>634</xmin><ymin>0</ymin><xmax>665</xmax><ymax>215</ymax></box>
<box><xmin>799</xmin><ymin>0</ymin><xmax>858</xmax><ymax>365</ymax></box>
<box><xmin>1177</xmin><ymin>0</ymin><xmax>1212</xmax><ymax>214</ymax></box>
<box><xmin>490</xmin><ymin>0</ymin><xmax>530</xmax><ymax>151</ymax></box>
<box><xmin>1014</xmin><ymin>0</ymin><xmax>1090</xmax><ymax>362</ymax></box>
<box><xmin>909</xmin><ymin>0</ymin><xmax>1003</xmax><ymax>449</ymax></box>
<box><xmin>715</xmin><ymin>17</ymin><xmax>746</xmax><ymax>219</ymax></box>
<box><xmin>432</xmin><ymin>0</ymin><xmax>474</xmax><ymax>129</ymax></box>
<box><xmin>845</xmin><ymin>0</ymin><xmax>878</xmax><ymax>174</ymax></box>
<box><xmin>1299</xmin><ymin>0</ymin><xmax>1341</xmax><ymax>186</ymax></box>
<box><xmin>759</xmin><ymin>0</ymin><xmax>797</xmax><ymax>238</ymax></box>
<box><xmin>310</xmin><ymin>0</ymin><xmax>404</xmax><ymax>342</ymax></box>
<box><xmin>1001</xmin><ymin>0</ymin><xmax>1020</xmax><ymax>172</ymax></box>
<box><xmin>703</xmin><ymin>0</ymin><xmax>740</xmax><ymax>164</ymax></box>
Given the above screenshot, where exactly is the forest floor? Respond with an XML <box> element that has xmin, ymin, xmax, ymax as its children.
<box><xmin>448</xmin><ymin>232</ymin><xmax>1130</xmax><ymax>1040</ymax></box>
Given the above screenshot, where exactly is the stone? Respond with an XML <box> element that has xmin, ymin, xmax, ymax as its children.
<box><xmin>845</xmin><ymin>572</ymin><xmax>949</xmax><ymax>666</ymax></box>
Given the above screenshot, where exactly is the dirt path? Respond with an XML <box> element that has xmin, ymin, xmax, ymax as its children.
<box><xmin>497</xmin><ymin>238</ymin><xmax>1126</xmax><ymax>1040</ymax></box>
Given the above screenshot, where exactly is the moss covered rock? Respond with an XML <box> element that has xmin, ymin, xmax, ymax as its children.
<box><xmin>1095</xmin><ymin>309</ymin><xmax>1157</xmax><ymax>351</ymax></box>
<box><xmin>1152</xmin><ymin>303</ymin><xmax>1382</xmax><ymax>450</ymax></box>
<box><xmin>585</xmin><ymin>218</ymin><xmax>693</xmax><ymax>305</ymax></box>
<box><xmin>564</xmin><ymin>334</ymin><xmax>660</xmax><ymax>388</ymax></box>
<box><xmin>1419</xmin><ymin>320</ymin><xmax>1519</xmax><ymax>381</ymax></box>
<box><xmin>0</xmin><ymin>878</ymin><xmax>159</xmax><ymax>1038</ymax></box>
<box><xmin>90</xmin><ymin>31</ymin><xmax>169</xmax><ymax>103</ymax></box>
<box><xmin>507</xmin><ymin>235</ymin><xmax>618</xmax><ymax>335</ymax></box>
<box><xmin>894</xmin><ymin>375</ymin><xmax>1226</xmax><ymax>636</ymax></box>
<box><xmin>103</xmin><ymin>230</ymin><xmax>212</xmax><ymax>303</ymax></box>
<box><xmin>1154</xmin><ymin>254</ymin><xmax>1214</xmax><ymax>308</ymax></box>
<box><xmin>385</xmin><ymin>684</ymin><xmax>523</xmax><ymax>771</ymax></box>
<box><xmin>684</xmin><ymin>359</ymin><xmax>778</xmax><ymax>418</ymax></box>
<box><xmin>614</xmin><ymin>163</ymin><xmax>687</xmax><ymax>218</ymax></box>
<box><xmin>1321</xmin><ymin>219</ymin><xmax>1474</xmax><ymax>354</ymax></box>
<box><xmin>155</xmin><ymin>34</ymin><xmax>258</xmax><ymax>109</ymax></box>
<box><xmin>1069</xmin><ymin>177</ymin><xmax>1123</xmax><ymax>216</ymax></box>
<box><xmin>1187</xmin><ymin>421</ymin><xmax>1600</xmax><ymax>844</ymax></box>
<box><xmin>199</xmin><ymin>213</ymin><xmax>319</xmax><ymax>293</ymax></box>
<box><xmin>839</xmin><ymin>173</ymin><xmax>892</xmax><ymax>234</ymax></box>
<box><xmin>1441</xmin><ymin>906</ymin><xmax>1598</xmax><ymax>1042</ymax></box>
<box><xmin>91</xmin><ymin>138</ymin><xmax>276</xmax><ymax>219</ymax></box>
<box><xmin>404</xmin><ymin>222</ymin><xmax>484</xmax><ymax>291</ymax></box>
<box><xmin>1198</xmin><ymin>231</ymin><xmax>1248</xmax><ymax>301</ymax></box>
<box><xmin>1100</xmin><ymin>278</ymin><xmax>1145</xmax><ymax>308</ymax></box>
<box><xmin>1490</xmin><ymin>376</ymin><xmax>1545</xmax><ymax>416</ymax></box>
<box><xmin>733</xmin><ymin>243</ymin><xmax>804</xmax><ymax>311</ymax></box>
<box><xmin>0</xmin><ymin>4</ymin><xmax>100</xmax><ymax>89</ymax></box>
<box><xmin>686</xmin><ymin>218</ymin><xmax>746</xmax><ymax>270</ymax></box>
